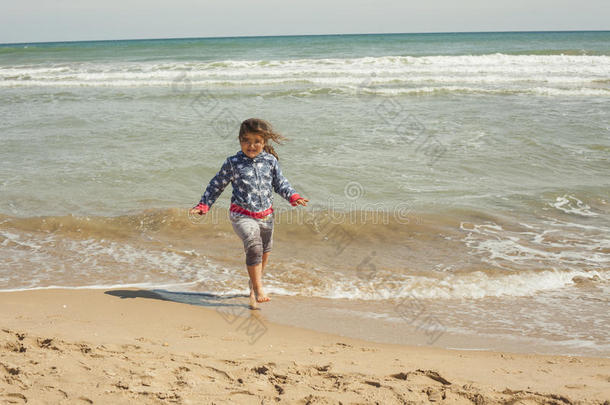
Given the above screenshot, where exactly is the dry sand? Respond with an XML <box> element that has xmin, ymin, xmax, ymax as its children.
<box><xmin>0</xmin><ymin>288</ymin><xmax>608</xmax><ymax>404</ymax></box>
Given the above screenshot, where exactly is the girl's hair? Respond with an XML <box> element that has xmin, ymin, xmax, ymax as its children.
<box><xmin>239</xmin><ymin>118</ymin><xmax>286</xmax><ymax>160</ymax></box>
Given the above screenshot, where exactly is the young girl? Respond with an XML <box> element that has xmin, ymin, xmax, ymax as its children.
<box><xmin>189</xmin><ymin>118</ymin><xmax>308</xmax><ymax>308</ymax></box>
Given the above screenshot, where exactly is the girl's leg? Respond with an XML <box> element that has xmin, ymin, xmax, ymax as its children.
<box><xmin>249</xmin><ymin>251</ymin><xmax>270</xmax><ymax>307</ymax></box>
<box><xmin>261</xmin><ymin>251</ymin><xmax>270</xmax><ymax>273</ymax></box>
<box><xmin>247</xmin><ymin>261</ymin><xmax>269</xmax><ymax>302</ymax></box>
<box><xmin>249</xmin><ymin>253</ymin><xmax>270</xmax><ymax>287</ymax></box>
<box><xmin>230</xmin><ymin>215</ymin><xmax>269</xmax><ymax>305</ymax></box>
<box><xmin>254</xmin><ymin>220</ymin><xmax>273</xmax><ymax>303</ymax></box>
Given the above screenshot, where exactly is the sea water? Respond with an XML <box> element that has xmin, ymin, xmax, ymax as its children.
<box><xmin>1</xmin><ymin>31</ymin><xmax>608</xmax><ymax>356</ymax></box>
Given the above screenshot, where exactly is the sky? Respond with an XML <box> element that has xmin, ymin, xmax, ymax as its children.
<box><xmin>1</xmin><ymin>0</ymin><xmax>609</xmax><ymax>44</ymax></box>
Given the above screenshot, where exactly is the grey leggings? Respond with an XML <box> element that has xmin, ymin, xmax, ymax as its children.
<box><xmin>230</xmin><ymin>212</ymin><xmax>274</xmax><ymax>266</ymax></box>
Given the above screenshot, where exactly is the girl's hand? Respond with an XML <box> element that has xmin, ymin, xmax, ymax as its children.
<box><xmin>294</xmin><ymin>198</ymin><xmax>309</xmax><ymax>206</ymax></box>
<box><xmin>189</xmin><ymin>207</ymin><xmax>206</xmax><ymax>216</ymax></box>
<box><xmin>189</xmin><ymin>203</ymin><xmax>209</xmax><ymax>215</ymax></box>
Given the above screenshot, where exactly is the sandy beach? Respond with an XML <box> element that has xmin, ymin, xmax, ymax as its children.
<box><xmin>0</xmin><ymin>288</ymin><xmax>608</xmax><ymax>404</ymax></box>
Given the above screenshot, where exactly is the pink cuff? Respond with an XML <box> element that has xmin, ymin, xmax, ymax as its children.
<box><xmin>289</xmin><ymin>193</ymin><xmax>302</xmax><ymax>206</ymax></box>
<box><xmin>194</xmin><ymin>203</ymin><xmax>209</xmax><ymax>214</ymax></box>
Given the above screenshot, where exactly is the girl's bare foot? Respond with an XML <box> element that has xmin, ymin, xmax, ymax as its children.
<box><xmin>255</xmin><ymin>292</ymin><xmax>270</xmax><ymax>303</ymax></box>
<box><xmin>251</xmin><ymin>281</ymin><xmax>270</xmax><ymax>303</ymax></box>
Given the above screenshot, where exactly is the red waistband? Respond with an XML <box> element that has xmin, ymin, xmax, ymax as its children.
<box><xmin>230</xmin><ymin>204</ymin><xmax>273</xmax><ymax>219</ymax></box>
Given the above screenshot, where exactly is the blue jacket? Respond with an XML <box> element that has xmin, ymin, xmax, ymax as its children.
<box><xmin>197</xmin><ymin>151</ymin><xmax>300</xmax><ymax>216</ymax></box>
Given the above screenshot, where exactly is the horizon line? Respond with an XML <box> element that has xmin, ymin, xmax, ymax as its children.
<box><xmin>1</xmin><ymin>29</ymin><xmax>609</xmax><ymax>47</ymax></box>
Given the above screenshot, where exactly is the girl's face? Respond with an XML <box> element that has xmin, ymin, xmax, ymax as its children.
<box><xmin>240</xmin><ymin>132</ymin><xmax>265</xmax><ymax>158</ymax></box>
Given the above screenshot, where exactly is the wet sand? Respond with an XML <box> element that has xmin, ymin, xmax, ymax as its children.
<box><xmin>1</xmin><ymin>288</ymin><xmax>608</xmax><ymax>404</ymax></box>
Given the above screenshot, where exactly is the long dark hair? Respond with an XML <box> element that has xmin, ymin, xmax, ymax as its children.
<box><xmin>239</xmin><ymin>118</ymin><xmax>286</xmax><ymax>160</ymax></box>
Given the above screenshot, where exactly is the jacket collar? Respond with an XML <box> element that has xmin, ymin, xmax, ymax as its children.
<box><xmin>237</xmin><ymin>150</ymin><xmax>267</xmax><ymax>162</ymax></box>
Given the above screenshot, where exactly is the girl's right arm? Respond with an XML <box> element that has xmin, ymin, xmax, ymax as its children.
<box><xmin>192</xmin><ymin>158</ymin><xmax>234</xmax><ymax>214</ymax></box>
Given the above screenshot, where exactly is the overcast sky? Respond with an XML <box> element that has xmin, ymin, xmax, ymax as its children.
<box><xmin>1</xmin><ymin>0</ymin><xmax>608</xmax><ymax>44</ymax></box>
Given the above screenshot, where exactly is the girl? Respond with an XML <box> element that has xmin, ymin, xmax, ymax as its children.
<box><xmin>189</xmin><ymin>118</ymin><xmax>308</xmax><ymax>309</ymax></box>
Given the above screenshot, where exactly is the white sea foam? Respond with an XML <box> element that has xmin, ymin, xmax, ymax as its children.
<box><xmin>1</xmin><ymin>54</ymin><xmax>608</xmax><ymax>97</ymax></box>
<box><xmin>3</xmin><ymin>225</ymin><xmax>607</xmax><ymax>300</ymax></box>
<box><xmin>460</xmin><ymin>212</ymin><xmax>610</xmax><ymax>271</ymax></box>
<box><xmin>305</xmin><ymin>269</ymin><xmax>608</xmax><ymax>300</ymax></box>
<box><xmin>0</xmin><ymin>230</ymin><xmax>227</xmax><ymax>291</ymax></box>
<box><xmin>550</xmin><ymin>194</ymin><xmax>599</xmax><ymax>217</ymax></box>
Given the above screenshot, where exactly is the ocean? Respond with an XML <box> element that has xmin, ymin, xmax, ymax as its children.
<box><xmin>1</xmin><ymin>31</ymin><xmax>608</xmax><ymax>356</ymax></box>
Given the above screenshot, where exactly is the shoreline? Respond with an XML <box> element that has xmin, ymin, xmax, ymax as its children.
<box><xmin>1</xmin><ymin>288</ymin><xmax>608</xmax><ymax>404</ymax></box>
<box><xmin>2</xmin><ymin>284</ymin><xmax>607</xmax><ymax>359</ymax></box>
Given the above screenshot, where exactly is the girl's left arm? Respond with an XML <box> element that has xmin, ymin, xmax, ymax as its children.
<box><xmin>271</xmin><ymin>159</ymin><xmax>302</xmax><ymax>206</ymax></box>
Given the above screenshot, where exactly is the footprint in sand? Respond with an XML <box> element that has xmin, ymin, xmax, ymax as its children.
<box><xmin>390</xmin><ymin>369</ymin><xmax>451</xmax><ymax>386</ymax></box>
<box><xmin>252</xmin><ymin>365</ymin><xmax>269</xmax><ymax>375</ymax></box>
<box><xmin>207</xmin><ymin>365</ymin><xmax>235</xmax><ymax>381</ymax></box>
<box><xmin>173</xmin><ymin>368</ymin><xmax>190</xmax><ymax>388</ymax></box>
<box><xmin>77</xmin><ymin>343</ymin><xmax>93</xmax><ymax>354</ymax></box>
<box><xmin>274</xmin><ymin>383</ymin><xmax>284</xmax><ymax>395</ymax></box>
<box><xmin>391</xmin><ymin>371</ymin><xmax>409</xmax><ymax>380</ymax></box>
<box><xmin>4</xmin><ymin>392</ymin><xmax>28</xmax><ymax>404</ymax></box>
<box><xmin>5</xmin><ymin>341</ymin><xmax>27</xmax><ymax>353</ymax></box>
<box><xmin>417</xmin><ymin>369</ymin><xmax>451</xmax><ymax>386</ymax></box>
<box><xmin>37</xmin><ymin>338</ymin><xmax>60</xmax><ymax>351</ymax></box>
<box><xmin>315</xmin><ymin>364</ymin><xmax>332</xmax><ymax>372</ymax></box>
